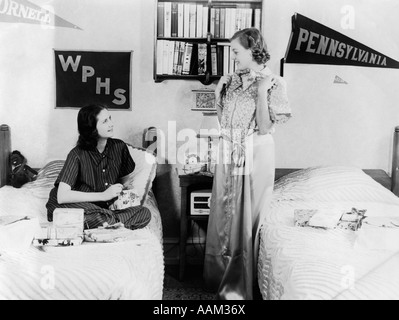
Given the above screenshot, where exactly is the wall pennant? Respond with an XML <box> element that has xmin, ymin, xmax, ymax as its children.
<box><xmin>0</xmin><ymin>0</ymin><xmax>81</xmax><ymax>30</ymax></box>
<box><xmin>281</xmin><ymin>13</ymin><xmax>399</xmax><ymax>76</ymax></box>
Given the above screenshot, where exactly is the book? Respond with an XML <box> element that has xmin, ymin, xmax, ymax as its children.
<box><xmin>189</xmin><ymin>4</ymin><xmax>197</xmax><ymax>38</ymax></box>
<box><xmin>202</xmin><ymin>7</ymin><xmax>208</xmax><ymax>38</ymax></box>
<box><xmin>236</xmin><ymin>8</ymin><xmax>242</xmax><ymax>32</ymax></box>
<box><xmin>223</xmin><ymin>45</ymin><xmax>229</xmax><ymax>74</ymax></box>
<box><xmin>247</xmin><ymin>8</ymin><xmax>253</xmax><ymax>28</ymax></box>
<box><xmin>167</xmin><ymin>40</ymin><xmax>175</xmax><ymax>74</ymax></box>
<box><xmin>196</xmin><ymin>4</ymin><xmax>203</xmax><ymax>38</ymax></box>
<box><xmin>220</xmin><ymin>8</ymin><xmax>225</xmax><ymax>39</ymax></box>
<box><xmin>177</xmin><ymin>3</ymin><xmax>184</xmax><ymax>37</ymax></box>
<box><xmin>217</xmin><ymin>44</ymin><xmax>224</xmax><ymax>75</ymax></box>
<box><xmin>164</xmin><ymin>2</ymin><xmax>172</xmax><ymax>38</ymax></box>
<box><xmin>214</xmin><ymin>7</ymin><xmax>220</xmax><ymax>38</ymax></box>
<box><xmin>211</xmin><ymin>44</ymin><xmax>217</xmax><ymax>75</ymax></box>
<box><xmin>182</xmin><ymin>42</ymin><xmax>193</xmax><ymax>75</ymax></box>
<box><xmin>171</xmin><ymin>2</ymin><xmax>178</xmax><ymax>37</ymax></box>
<box><xmin>254</xmin><ymin>8</ymin><xmax>261</xmax><ymax>30</ymax></box>
<box><xmin>157</xmin><ymin>2</ymin><xmax>164</xmax><ymax>37</ymax></box>
<box><xmin>156</xmin><ymin>40</ymin><xmax>164</xmax><ymax>75</ymax></box>
<box><xmin>230</xmin><ymin>8</ymin><xmax>237</xmax><ymax>36</ymax></box>
<box><xmin>198</xmin><ymin>43</ymin><xmax>207</xmax><ymax>75</ymax></box>
<box><xmin>162</xmin><ymin>40</ymin><xmax>170</xmax><ymax>74</ymax></box>
<box><xmin>225</xmin><ymin>8</ymin><xmax>231</xmax><ymax>38</ymax></box>
<box><xmin>172</xmin><ymin>41</ymin><xmax>180</xmax><ymax>74</ymax></box>
<box><xmin>183</xmin><ymin>3</ymin><xmax>190</xmax><ymax>38</ymax></box>
<box><xmin>189</xmin><ymin>43</ymin><xmax>199</xmax><ymax>75</ymax></box>
<box><xmin>210</xmin><ymin>8</ymin><xmax>215</xmax><ymax>37</ymax></box>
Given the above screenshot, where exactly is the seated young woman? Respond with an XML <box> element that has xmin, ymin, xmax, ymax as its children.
<box><xmin>46</xmin><ymin>104</ymin><xmax>151</xmax><ymax>230</ymax></box>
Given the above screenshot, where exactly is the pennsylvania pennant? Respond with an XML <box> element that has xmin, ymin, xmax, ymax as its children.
<box><xmin>282</xmin><ymin>13</ymin><xmax>399</xmax><ymax>73</ymax></box>
<box><xmin>0</xmin><ymin>0</ymin><xmax>81</xmax><ymax>30</ymax></box>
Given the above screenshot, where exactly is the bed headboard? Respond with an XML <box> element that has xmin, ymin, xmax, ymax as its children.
<box><xmin>0</xmin><ymin>124</ymin><xmax>11</xmax><ymax>187</ymax></box>
<box><xmin>275</xmin><ymin>168</ymin><xmax>392</xmax><ymax>191</ymax></box>
<box><xmin>391</xmin><ymin>126</ymin><xmax>399</xmax><ymax>196</ymax></box>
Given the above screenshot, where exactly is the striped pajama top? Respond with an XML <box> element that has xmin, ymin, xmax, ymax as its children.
<box><xmin>46</xmin><ymin>138</ymin><xmax>135</xmax><ymax>214</ymax></box>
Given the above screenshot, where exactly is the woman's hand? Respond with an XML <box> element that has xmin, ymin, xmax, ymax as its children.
<box><xmin>215</xmin><ymin>74</ymin><xmax>232</xmax><ymax>100</ymax></box>
<box><xmin>103</xmin><ymin>183</ymin><xmax>123</xmax><ymax>201</ymax></box>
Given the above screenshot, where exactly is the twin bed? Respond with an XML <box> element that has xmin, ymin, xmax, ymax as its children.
<box><xmin>0</xmin><ymin>126</ymin><xmax>164</xmax><ymax>300</ymax></box>
<box><xmin>258</xmin><ymin>166</ymin><xmax>399</xmax><ymax>300</ymax></box>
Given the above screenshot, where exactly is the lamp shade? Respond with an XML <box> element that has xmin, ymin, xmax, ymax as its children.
<box><xmin>197</xmin><ymin>112</ymin><xmax>220</xmax><ymax>138</ymax></box>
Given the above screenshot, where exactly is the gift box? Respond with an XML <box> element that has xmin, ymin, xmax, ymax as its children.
<box><xmin>53</xmin><ymin>208</ymin><xmax>84</xmax><ymax>232</ymax></box>
<box><xmin>109</xmin><ymin>189</ymin><xmax>140</xmax><ymax>211</ymax></box>
<box><xmin>34</xmin><ymin>222</ymin><xmax>82</xmax><ymax>240</ymax></box>
<box><xmin>0</xmin><ymin>215</ymin><xmax>40</xmax><ymax>252</ymax></box>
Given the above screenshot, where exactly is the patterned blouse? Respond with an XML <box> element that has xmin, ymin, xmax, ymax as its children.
<box><xmin>219</xmin><ymin>66</ymin><xmax>290</xmax><ymax>144</ymax></box>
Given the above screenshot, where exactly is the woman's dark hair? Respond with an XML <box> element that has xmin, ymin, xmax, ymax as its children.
<box><xmin>76</xmin><ymin>104</ymin><xmax>107</xmax><ymax>150</ymax></box>
<box><xmin>231</xmin><ymin>27</ymin><xmax>270</xmax><ymax>64</ymax></box>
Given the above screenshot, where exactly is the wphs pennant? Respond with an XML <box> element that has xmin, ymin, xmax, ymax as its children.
<box><xmin>0</xmin><ymin>0</ymin><xmax>81</xmax><ymax>30</ymax></box>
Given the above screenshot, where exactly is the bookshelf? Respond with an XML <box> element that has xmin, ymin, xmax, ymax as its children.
<box><xmin>154</xmin><ymin>0</ymin><xmax>263</xmax><ymax>85</ymax></box>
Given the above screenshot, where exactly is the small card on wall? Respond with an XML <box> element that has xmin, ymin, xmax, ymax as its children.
<box><xmin>54</xmin><ymin>50</ymin><xmax>132</xmax><ymax>110</ymax></box>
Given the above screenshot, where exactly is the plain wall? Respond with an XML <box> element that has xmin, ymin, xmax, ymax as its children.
<box><xmin>1</xmin><ymin>0</ymin><xmax>398</xmax><ymax>239</ymax></box>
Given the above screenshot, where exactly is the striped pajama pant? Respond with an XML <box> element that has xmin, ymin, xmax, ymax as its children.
<box><xmin>46</xmin><ymin>199</ymin><xmax>151</xmax><ymax>230</ymax></box>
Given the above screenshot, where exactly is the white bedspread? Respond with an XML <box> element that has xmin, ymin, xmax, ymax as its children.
<box><xmin>0</xmin><ymin>186</ymin><xmax>164</xmax><ymax>300</ymax></box>
<box><xmin>258</xmin><ymin>167</ymin><xmax>399</xmax><ymax>300</ymax></box>
<box><xmin>0</xmin><ymin>229</ymin><xmax>163</xmax><ymax>300</ymax></box>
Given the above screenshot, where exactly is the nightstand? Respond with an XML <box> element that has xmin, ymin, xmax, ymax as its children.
<box><xmin>178</xmin><ymin>173</ymin><xmax>213</xmax><ymax>281</ymax></box>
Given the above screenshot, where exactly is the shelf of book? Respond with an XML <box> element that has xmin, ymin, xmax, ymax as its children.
<box><xmin>154</xmin><ymin>0</ymin><xmax>262</xmax><ymax>85</ymax></box>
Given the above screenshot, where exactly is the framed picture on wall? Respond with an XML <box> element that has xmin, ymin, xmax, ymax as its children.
<box><xmin>54</xmin><ymin>50</ymin><xmax>133</xmax><ymax>110</ymax></box>
<box><xmin>191</xmin><ymin>89</ymin><xmax>216</xmax><ymax>112</ymax></box>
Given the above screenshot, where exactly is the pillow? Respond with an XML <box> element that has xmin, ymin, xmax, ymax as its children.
<box><xmin>121</xmin><ymin>144</ymin><xmax>157</xmax><ymax>205</ymax></box>
<box><xmin>273</xmin><ymin>166</ymin><xmax>399</xmax><ymax>204</ymax></box>
<box><xmin>22</xmin><ymin>160</ymin><xmax>65</xmax><ymax>199</ymax></box>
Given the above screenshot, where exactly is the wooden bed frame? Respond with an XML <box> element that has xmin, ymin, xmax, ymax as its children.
<box><xmin>0</xmin><ymin>123</ymin><xmax>394</xmax><ymax>193</ymax></box>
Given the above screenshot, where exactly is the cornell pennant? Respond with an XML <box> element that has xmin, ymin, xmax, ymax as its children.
<box><xmin>0</xmin><ymin>0</ymin><xmax>51</xmax><ymax>24</ymax></box>
<box><xmin>295</xmin><ymin>27</ymin><xmax>387</xmax><ymax>66</ymax></box>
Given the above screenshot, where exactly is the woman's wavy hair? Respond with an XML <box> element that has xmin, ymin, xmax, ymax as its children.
<box><xmin>76</xmin><ymin>104</ymin><xmax>107</xmax><ymax>150</ymax></box>
<box><xmin>231</xmin><ymin>27</ymin><xmax>270</xmax><ymax>64</ymax></box>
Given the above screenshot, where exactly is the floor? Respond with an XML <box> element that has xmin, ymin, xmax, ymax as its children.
<box><xmin>162</xmin><ymin>264</ymin><xmax>263</xmax><ymax>300</ymax></box>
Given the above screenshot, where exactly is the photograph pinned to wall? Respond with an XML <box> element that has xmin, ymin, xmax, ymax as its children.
<box><xmin>191</xmin><ymin>88</ymin><xmax>216</xmax><ymax>111</ymax></box>
<box><xmin>54</xmin><ymin>50</ymin><xmax>133</xmax><ymax>110</ymax></box>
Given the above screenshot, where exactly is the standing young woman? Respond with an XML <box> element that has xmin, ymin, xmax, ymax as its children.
<box><xmin>203</xmin><ymin>28</ymin><xmax>291</xmax><ymax>300</ymax></box>
<box><xmin>46</xmin><ymin>104</ymin><xmax>151</xmax><ymax>230</ymax></box>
